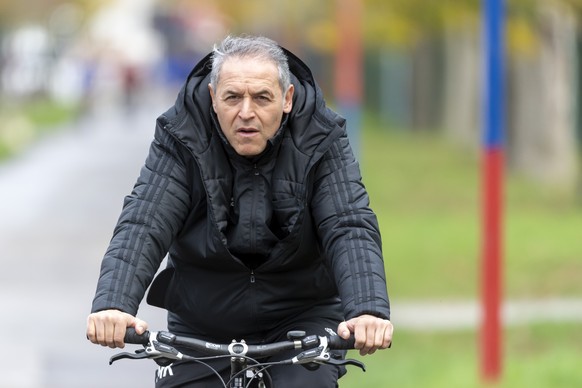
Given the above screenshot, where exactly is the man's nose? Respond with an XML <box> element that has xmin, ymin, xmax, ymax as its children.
<box><xmin>238</xmin><ymin>97</ymin><xmax>255</xmax><ymax>120</ymax></box>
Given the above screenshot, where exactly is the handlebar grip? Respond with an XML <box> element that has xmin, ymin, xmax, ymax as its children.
<box><xmin>124</xmin><ymin>328</ymin><xmax>151</xmax><ymax>345</ymax></box>
<box><xmin>328</xmin><ymin>335</ymin><xmax>356</xmax><ymax>350</ymax></box>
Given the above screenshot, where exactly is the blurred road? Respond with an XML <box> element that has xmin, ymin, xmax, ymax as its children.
<box><xmin>1</xmin><ymin>92</ymin><xmax>582</xmax><ymax>388</ymax></box>
<box><xmin>0</xmin><ymin>97</ymin><xmax>170</xmax><ymax>387</ymax></box>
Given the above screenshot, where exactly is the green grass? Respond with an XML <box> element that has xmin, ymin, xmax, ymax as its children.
<box><xmin>348</xmin><ymin>118</ymin><xmax>582</xmax><ymax>386</ymax></box>
<box><xmin>340</xmin><ymin>323</ymin><xmax>582</xmax><ymax>387</ymax></box>
<box><xmin>360</xmin><ymin>126</ymin><xmax>480</xmax><ymax>298</ymax></box>
<box><xmin>359</xmin><ymin>121</ymin><xmax>582</xmax><ymax>299</ymax></box>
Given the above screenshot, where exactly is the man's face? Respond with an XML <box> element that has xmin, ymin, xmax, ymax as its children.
<box><xmin>209</xmin><ymin>57</ymin><xmax>294</xmax><ymax>157</ymax></box>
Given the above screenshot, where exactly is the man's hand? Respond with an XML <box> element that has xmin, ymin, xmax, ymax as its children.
<box><xmin>337</xmin><ymin>314</ymin><xmax>393</xmax><ymax>356</ymax></box>
<box><xmin>86</xmin><ymin>309</ymin><xmax>148</xmax><ymax>349</ymax></box>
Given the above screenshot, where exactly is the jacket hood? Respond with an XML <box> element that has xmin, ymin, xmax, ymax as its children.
<box><xmin>162</xmin><ymin>46</ymin><xmax>346</xmax><ymax>159</ymax></box>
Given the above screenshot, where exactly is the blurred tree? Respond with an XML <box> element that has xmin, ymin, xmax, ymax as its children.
<box><xmin>358</xmin><ymin>0</ymin><xmax>579</xmax><ymax>189</ymax></box>
<box><xmin>0</xmin><ymin>0</ymin><xmax>107</xmax><ymax>27</ymax></box>
<box><xmin>507</xmin><ymin>0</ymin><xmax>579</xmax><ymax>188</ymax></box>
<box><xmin>359</xmin><ymin>0</ymin><xmax>480</xmax><ymax>133</ymax></box>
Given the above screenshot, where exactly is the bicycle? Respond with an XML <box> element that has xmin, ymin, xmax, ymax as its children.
<box><xmin>110</xmin><ymin>328</ymin><xmax>366</xmax><ymax>387</ymax></box>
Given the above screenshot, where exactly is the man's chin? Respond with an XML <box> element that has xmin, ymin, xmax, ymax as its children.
<box><xmin>234</xmin><ymin>146</ymin><xmax>264</xmax><ymax>157</ymax></box>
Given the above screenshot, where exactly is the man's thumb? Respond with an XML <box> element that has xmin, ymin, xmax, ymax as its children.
<box><xmin>127</xmin><ymin>315</ymin><xmax>148</xmax><ymax>334</ymax></box>
<box><xmin>338</xmin><ymin>321</ymin><xmax>351</xmax><ymax>339</ymax></box>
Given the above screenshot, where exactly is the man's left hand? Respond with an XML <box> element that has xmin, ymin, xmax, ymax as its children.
<box><xmin>337</xmin><ymin>314</ymin><xmax>393</xmax><ymax>356</ymax></box>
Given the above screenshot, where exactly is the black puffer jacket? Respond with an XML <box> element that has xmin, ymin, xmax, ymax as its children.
<box><xmin>91</xmin><ymin>49</ymin><xmax>390</xmax><ymax>340</ymax></box>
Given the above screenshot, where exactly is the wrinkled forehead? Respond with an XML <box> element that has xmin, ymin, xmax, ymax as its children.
<box><xmin>216</xmin><ymin>57</ymin><xmax>281</xmax><ymax>89</ymax></box>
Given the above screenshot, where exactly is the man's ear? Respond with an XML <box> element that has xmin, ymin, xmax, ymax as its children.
<box><xmin>283</xmin><ymin>84</ymin><xmax>294</xmax><ymax>113</ymax></box>
<box><xmin>208</xmin><ymin>84</ymin><xmax>217</xmax><ymax>112</ymax></box>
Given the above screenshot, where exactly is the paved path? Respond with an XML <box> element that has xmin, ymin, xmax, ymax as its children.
<box><xmin>392</xmin><ymin>298</ymin><xmax>582</xmax><ymax>330</ymax></box>
<box><xmin>1</xmin><ymin>97</ymin><xmax>581</xmax><ymax>387</ymax></box>
<box><xmin>0</xmin><ymin>100</ymin><xmax>169</xmax><ymax>387</ymax></box>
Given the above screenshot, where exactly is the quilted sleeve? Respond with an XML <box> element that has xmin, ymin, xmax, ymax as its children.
<box><xmin>310</xmin><ymin>133</ymin><xmax>391</xmax><ymax>320</ymax></box>
<box><xmin>91</xmin><ymin>125</ymin><xmax>192</xmax><ymax>315</ymax></box>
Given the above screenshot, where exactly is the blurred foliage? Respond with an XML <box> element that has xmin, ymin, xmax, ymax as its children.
<box><xmin>561</xmin><ymin>0</ymin><xmax>582</xmax><ymax>15</ymax></box>
<box><xmin>363</xmin><ymin>0</ymin><xmax>479</xmax><ymax>48</ymax></box>
<box><xmin>148</xmin><ymin>0</ymin><xmax>577</xmax><ymax>61</ymax></box>
<box><xmin>0</xmin><ymin>0</ymin><xmax>576</xmax><ymax>56</ymax></box>
<box><xmin>0</xmin><ymin>0</ymin><xmax>107</xmax><ymax>27</ymax></box>
<box><xmin>0</xmin><ymin>99</ymin><xmax>78</xmax><ymax>160</ymax></box>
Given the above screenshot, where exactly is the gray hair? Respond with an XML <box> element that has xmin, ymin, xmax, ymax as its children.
<box><xmin>209</xmin><ymin>35</ymin><xmax>291</xmax><ymax>93</ymax></box>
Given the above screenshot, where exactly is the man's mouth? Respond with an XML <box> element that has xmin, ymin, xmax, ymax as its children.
<box><xmin>237</xmin><ymin>127</ymin><xmax>259</xmax><ymax>136</ymax></box>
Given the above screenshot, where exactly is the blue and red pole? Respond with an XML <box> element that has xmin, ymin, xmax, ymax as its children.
<box><xmin>481</xmin><ymin>0</ymin><xmax>505</xmax><ymax>382</ymax></box>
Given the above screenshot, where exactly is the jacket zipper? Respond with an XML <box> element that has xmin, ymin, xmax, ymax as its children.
<box><xmin>250</xmin><ymin>270</ymin><xmax>256</xmax><ymax>283</ymax></box>
<box><xmin>250</xmin><ymin>163</ymin><xmax>259</xmax><ymax>253</ymax></box>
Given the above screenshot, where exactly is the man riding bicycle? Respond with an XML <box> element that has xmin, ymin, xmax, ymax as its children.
<box><xmin>87</xmin><ymin>35</ymin><xmax>393</xmax><ymax>387</ymax></box>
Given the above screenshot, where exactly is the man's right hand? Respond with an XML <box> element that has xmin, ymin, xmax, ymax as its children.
<box><xmin>86</xmin><ymin>309</ymin><xmax>148</xmax><ymax>349</ymax></box>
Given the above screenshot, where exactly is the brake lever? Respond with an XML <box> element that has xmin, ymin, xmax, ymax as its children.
<box><xmin>292</xmin><ymin>347</ymin><xmax>366</xmax><ymax>372</ymax></box>
<box><xmin>109</xmin><ymin>348</ymin><xmax>149</xmax><ymax>365</ymax></box>
<box><xmin>326</xmin><ymin>357</ymin><xmax>366</xmax><ymax>372</ymax></box>
<box><xmin>109</xmin><ymin>341</ymin><xmax>182</xmax><ymax>366</ymax></box>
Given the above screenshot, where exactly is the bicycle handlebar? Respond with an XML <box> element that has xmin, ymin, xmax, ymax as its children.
<box><xmin>123</xmin><ymin>328</ymin><xmax>356</xmax><ymax>356</ymax></box>
<box><xmin>110</xmin><ymin>328</ymin><xmax>366</xmax><ymax>387</ymax></box>
<box><xmin>111</xmin><ymin>327</ymin><xmax>366</xmax><ymax>382</ymax></box>
<box><xmin>328</xmin><ymin>334</ymin><xmax>356</xmax><ymax>350</ymax></box>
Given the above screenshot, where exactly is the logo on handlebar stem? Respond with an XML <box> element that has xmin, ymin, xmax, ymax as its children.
<box><xmin>206</xmin><ymin>342</ymin><xmax>221</xmax><ymax>350</ymax></box>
